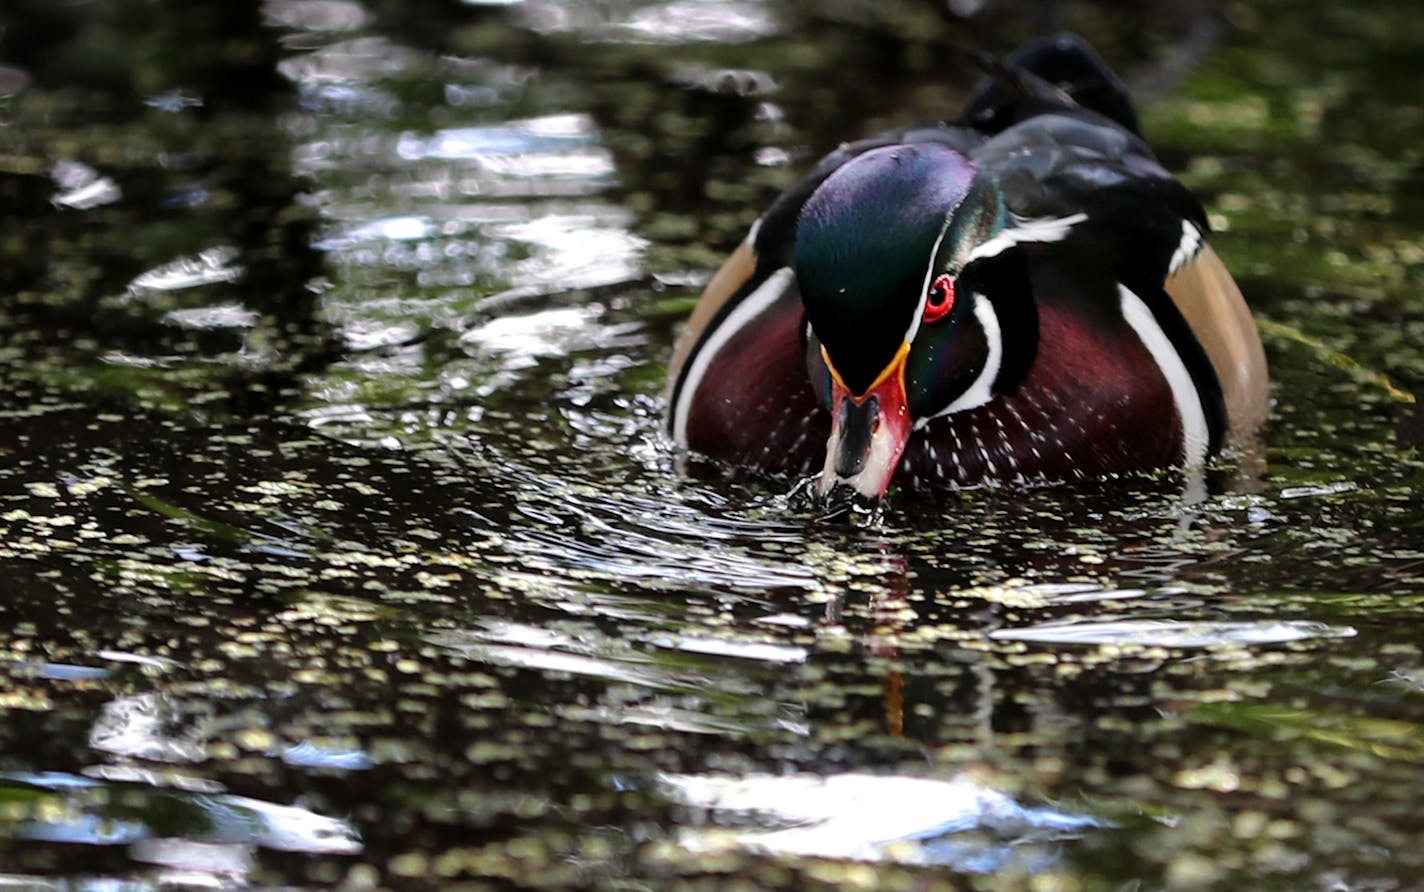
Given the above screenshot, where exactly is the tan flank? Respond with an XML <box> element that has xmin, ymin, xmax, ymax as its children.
<box><xmin>1165</xmin><ymin>244</ymin><xmax>1269</xmax><ymax>443</ymax></box>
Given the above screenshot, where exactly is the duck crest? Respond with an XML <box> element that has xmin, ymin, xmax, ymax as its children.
<box><xmin>796</xmin><ymin>144</ymin><xmax>978</xmax><ymax>395</ymax></box>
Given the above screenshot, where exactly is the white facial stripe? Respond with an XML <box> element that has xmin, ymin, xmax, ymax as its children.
<box><xmin>1168</xmin><ymin>219</ymin><xmax>1202</xmax><ymax>276</ymax></box>
<box><xmin>671</xmin><ymin>267</ymin><xmax>795</xmax><ymax>446</ymax></box>
<box><xmin>965</xmin><ymin>212</ymin><xmax>1088</xmax><ymax>264</ymax></box>
<box><xmin>904</xmin><ymin>216</ymin><xmax>954</xmax><ymax>346</ymax></box>
<box><xmin>1118</xmin><ymin>284</ymin><xmax>1209</xmax><ymax>468</ymax></box>
<box><xmin>914</xmin><ymin>294</ymin><xmax>1003</xmax><ymax>429</ymax></box>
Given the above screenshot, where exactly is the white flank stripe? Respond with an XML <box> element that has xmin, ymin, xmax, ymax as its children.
<box><xmin>1118</xmin><ymin>284</ymin><xmax>1209</xmax><ymax>468</ymax></box>
<box><xmin>672</xmin><ymin>267</ymin><xmax>795</xmax><ymax>447</ymax></box>
<box><xmin>965</xmin><ymin>212</ymin><xmax>1088</xmax><ymax>263</ymax></box>
<box><xmin>914</xmin><ymin>295</ymin><xmax>1003</xmax><ymax>429</ymax></box>
<box><xmin>1168</xmin><ymin>219</ymin><xmax>1202</xmax><ymax>275</ymax></box>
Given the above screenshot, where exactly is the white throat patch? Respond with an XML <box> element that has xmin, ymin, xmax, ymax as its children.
<box><xmin>913</xmin><ymin>294</ymin><xmax>1003</xmax><ymax>429</ymax></box>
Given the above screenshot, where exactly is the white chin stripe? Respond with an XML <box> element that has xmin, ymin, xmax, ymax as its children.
<box><xmin>914</xmin><ymin>295</ymin><xmax>1002</xmax><ymax>429</ymax></box>
<box><xmin>965</xmin><ymin>212</ymin><xmax>1088</xmax><ymax>263</ymax></box>
<box><xmin>1168</xmin><ymin>219</ymin><xmax>1203</xmax><ymax>276</ymax></box>
<box><xmin>1118</xmin><ymin>284</ymin><xmax>1209</xmax><ymax>468</ymax></box>
<box><xmin>671</xmin><ymin>267</ymin><xmax>795</xmax><ymax>447</ymax></box>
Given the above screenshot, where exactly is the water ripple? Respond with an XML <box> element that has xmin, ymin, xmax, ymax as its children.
<box><xmin>0</xmin><ymin>772</ymin><xmax>361</xmax><ymax>856</ymax></box>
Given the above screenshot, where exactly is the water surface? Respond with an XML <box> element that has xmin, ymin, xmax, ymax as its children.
<box><xmin>1</xmin><ymin>0</ymin><xmax>1422</xmax><ymax>888</ymax></box>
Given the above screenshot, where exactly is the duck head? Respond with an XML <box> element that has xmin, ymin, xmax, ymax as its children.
<box><xmin>796</xmin><ymin>142</ymin><xmax>1023</xmax><ymax>505</ymax></box>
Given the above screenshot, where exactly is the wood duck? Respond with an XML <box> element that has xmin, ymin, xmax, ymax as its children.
<box><xmin>666</xmin><ymin>34</ymin><xmax>1267</xmax><ymax>505</ymax></box>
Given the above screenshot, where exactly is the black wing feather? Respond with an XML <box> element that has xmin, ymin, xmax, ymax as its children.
<box><xmin>962</xmin><ymin>32</ymin><xmax>1141</xmax><ymax>136</ymax></box>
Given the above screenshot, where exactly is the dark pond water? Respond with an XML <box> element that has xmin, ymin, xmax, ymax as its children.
<box><xmin>2</xmin><ymin>0</ymin><xmax>1423</xmax><ymax>888</ymax></box>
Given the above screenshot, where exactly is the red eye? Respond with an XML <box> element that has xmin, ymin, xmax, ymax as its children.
<box><xmin>923</xmin><ymin>273</ymin><xmax>955</xmax><ymax>323</ymax></box>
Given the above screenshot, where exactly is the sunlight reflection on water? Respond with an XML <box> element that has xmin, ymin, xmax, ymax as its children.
<box><xmin>662</xmin><ymin>772</ymin><xmax>1108</xmax><ymax>870</ymax></box>
<box><xmin>397</xmin><ymin>114</ymin><xmax>601</xmax><ymax>160</ymax></box>
<box><xmin>518</xmin><ymin>0</ymin><xmax>777</xmax><ymax>44</ymax></box>
<box><xmin>127</xmin><ymin>246</ymin><xmax>243</xmax><ymax>295</ymax></box>
<box><xmin>989</xmin><ymin>619</ymin><xmax>1358</xmax><ymax>648</ymax></box>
